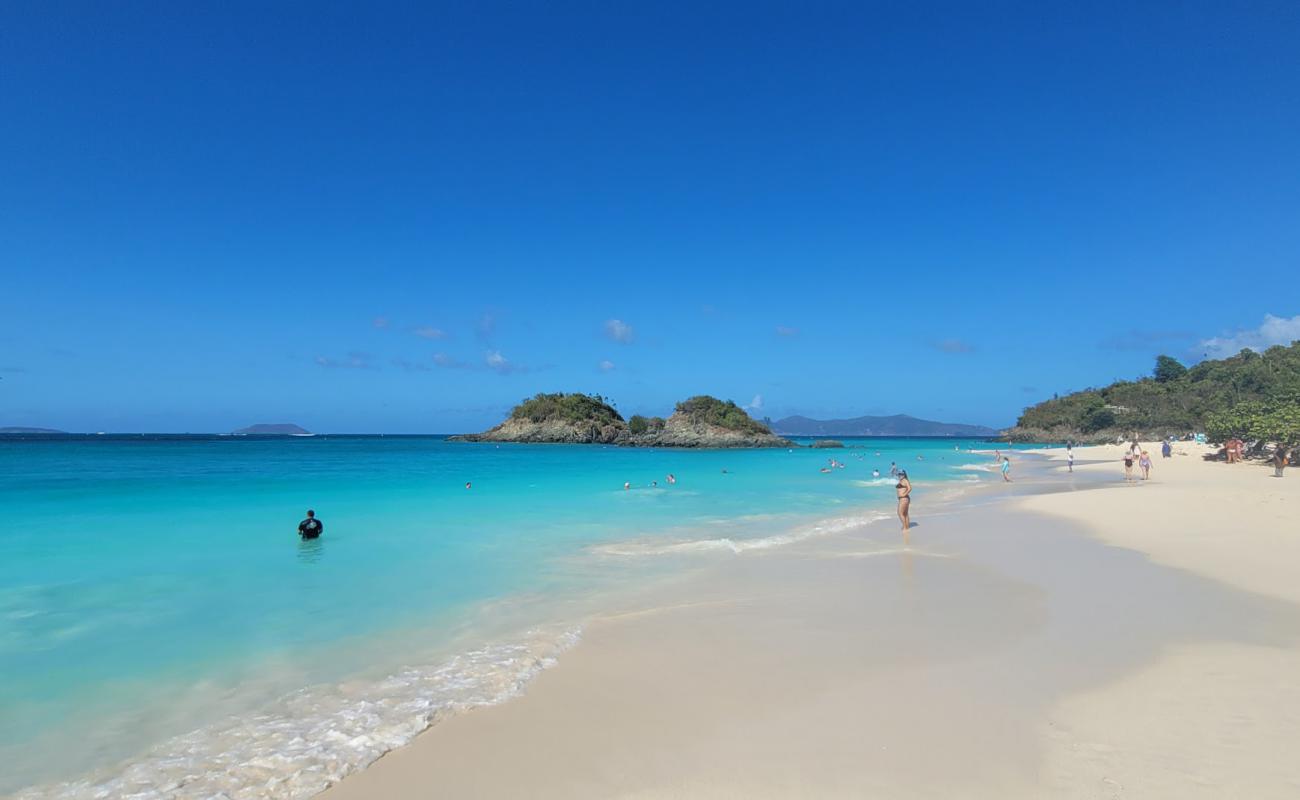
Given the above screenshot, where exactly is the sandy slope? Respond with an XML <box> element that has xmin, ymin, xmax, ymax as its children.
<box><xmin>321</xmin><ymin>444</ymin><xmax>1299</xmax><ymax>799</ymax></box>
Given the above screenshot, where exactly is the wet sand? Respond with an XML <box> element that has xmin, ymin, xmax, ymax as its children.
<box><xmin>321</xmin><ymin>443</ymin><xmax>1300</xmax><ymax>798</ymax></box>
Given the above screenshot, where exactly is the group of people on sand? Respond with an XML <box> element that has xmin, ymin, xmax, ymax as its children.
<box><xmin>991</xmin><ymin>450</ymin><xmax>1013</xmax><ymax>482</ymax></box>
<box><xmin>1220</xmin><ymin>436</ymin><xmax>1294</xmax><ymax>477</ymax></box>
<box><xmin>1224</xmin><ymin>437</ymin><xmax>1248</xmax><ymax>463</ymax></box>
<box><xmin>1122</xmin><ymin>440</ymin><xmax>1153</xmax><ymax>482</ymax></box>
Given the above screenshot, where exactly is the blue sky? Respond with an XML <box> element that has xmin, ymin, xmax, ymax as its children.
<box><xmin>2</xmin><ymin>2</ymin><xmax>1298</xmax><ymax>432</ymax></box>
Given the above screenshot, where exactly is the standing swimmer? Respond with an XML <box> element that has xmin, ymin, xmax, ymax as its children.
<box><xmin>298</xmin><ymin>509</ymin><xmax>323</xmax><ymax>539</ymax></box>
<box><xmin>1001</xmin><ymin>457</ymin><xmax>1012</xmax><ymax>482</ymax></box>
<box><xmin>896</xmin><ymin>470</ymin><xmax>912</xmax><ymax>543</ymax></box>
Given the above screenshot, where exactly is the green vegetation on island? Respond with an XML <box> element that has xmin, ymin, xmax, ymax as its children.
<box><xmin>627</xmin><ymin>414</ymin><xmax>666</xmax><ymax>435</ymax></box>
<box><xmin>672</xmin><ymin>396</ymin><xmax>771</xmax><ymax>436</ymax></box>
<box><xmin>1010</xmin><ymin>342</ymin><xmax>1300</xmax><ymax>444</ymax></box>
<box><xmin>511</xmin><ymin>393</ymin><xmax>624</xmax><ymax>426</ymax></box>
<box><xmin>451</xmin><ymin>392</ymin><xmax>791</xmax><ymax>447</ymax></box>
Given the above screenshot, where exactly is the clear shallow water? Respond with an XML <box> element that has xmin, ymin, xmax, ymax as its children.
<box><xmin>0</xmin><ymin>434</ymin><xmax>1030</xmax><ymax>797</ymax></box>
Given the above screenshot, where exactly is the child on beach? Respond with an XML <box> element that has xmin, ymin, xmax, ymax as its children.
<box><xmin>1139</xmin><ymin>450</ymin><xmax>1152</xmax><ymax>479</ymax></box>
<box><xmin>1000</xmin><ymin>457</ymin><xmax>1012</xmax><ymax>482</ymax></box>
<box><xmin>1123</xmin><ymin>453</ymin><xmax>1134</xmax><ymax>482</ymax></box>
<box><xmin>1066</xmin><ymin>447</ymin><xmax>1074</xmax><ymax>473</ymax></box>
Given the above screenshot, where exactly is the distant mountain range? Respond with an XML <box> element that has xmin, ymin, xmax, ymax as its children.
<box><xmin>0</xmin><ymin>426</ymin><xmax>67</xmax><ymax>434</ymax></box>
<box><xmin>232</xmin><ymin>423</ymin><xmax>311</xmax><ymax>435</ymax></box>
<box><xmin>771</xmin><ymin>414</ymin><xmax>998</xmax><ymax>437</ymax></box>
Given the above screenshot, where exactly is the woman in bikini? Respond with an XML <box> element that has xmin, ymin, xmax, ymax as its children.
<box><xmin>896</xmin><ymin>470</ymin><xmax>912</xmax><ymax>542</ymax></box>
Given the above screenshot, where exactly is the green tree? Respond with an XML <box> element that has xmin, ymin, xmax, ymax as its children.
<box><xmin>1153</xmin><ymin>355</ymin><xmax>1187</xmax><ymax>383</ymax></box>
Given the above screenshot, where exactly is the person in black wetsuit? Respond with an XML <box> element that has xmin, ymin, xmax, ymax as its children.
<box><xmin>298</xmin><ymin>509</ymin><xmax>323</xmax><ymax>539</ymax></box>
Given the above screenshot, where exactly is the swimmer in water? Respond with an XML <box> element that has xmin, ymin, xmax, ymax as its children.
<box><xmin>297</xmin><ymin>509</ymin><xmax>323</xmax><ymax>539</ymax></box>
<box><xmin>666</xmin><ymin>473</ymin><xmax>676</xmax><ymax>485</ymax></box>
<box><xmin>820</xmin><ymin>467</ymin><xmax>832</xmax><ymax>473</ymax></box>
<box><xmin>651</xmin><ymin>480</ymin><xmax>658</xmax><ymax>487</ymax></box>
<box><xmin>872</xmin><ymin>469</ymin><xmax>880</xmax><ymax>478</ymax></box>
<box><xmin>623</xmin><ymin>481</ymin><xmax>631</xmax><ymax>490</ymax></box>
<box><xmin>465</xmin><ymin>482</ymin><xmax>472</xmax><ymax>489</ymax></box>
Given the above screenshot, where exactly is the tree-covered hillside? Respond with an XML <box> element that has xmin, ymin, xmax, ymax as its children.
<box><xmin>508</xmin><ymin>393</ymin><xmax>625</xmax><ymax>425</ymax></box>
<box><xmin>1011</xmin><ymin>342</ymin><xmax>1300</xmax><ymax>443</ymax></box>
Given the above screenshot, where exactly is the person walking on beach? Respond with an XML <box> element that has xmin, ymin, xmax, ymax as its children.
<box><xmin>1274</xmin><ymin>446</ymin><xmax>1291</xmax><ymax>478</ymax></box>
<box><xmin>1162</xmin><ymin>439</ymin><xmax>1172</xmax><ymax>459</ymax></box>
<box><xmin>1139</xmin><ymin>450</ymin><xmax>1153</xmax><ymax>480</ymax></box>
<box><xmin>1000</xmin><ymin>456</ymin><xmax>1012</xmax><ymax>482</ymax></box>
<box><xmin>297</xmin><ymin>509</ymin><xmax>323</xmax><ymax>539</ymax></box>
<box><xmin>1123</xmin><ymin>452</ymin><xmax>1135</xmax><ymax>482</ymax></box>
<box><xmin>895</xmin><ymin>470</ymin><xmax>912</xmax><ymax>542</ymax></box>
<box><xmin>1066</xmin><ymin>446</ymin><xmax>1074</xmax><ymax>473</ymax></box>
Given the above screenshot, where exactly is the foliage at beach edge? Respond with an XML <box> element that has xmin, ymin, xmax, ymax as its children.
<box><xmin>1205</xmin><ymin>401</ymin><xmax>1300</xmax><ymax>446</ymax></box>
<box><xmin>1010</xmin><ymin>341</ymin><xmax>1300</xmax><ymax>443</ymax></box>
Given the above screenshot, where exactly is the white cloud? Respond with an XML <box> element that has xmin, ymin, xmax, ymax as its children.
<box><xmin>604</xmin><ymin>319</ymin><xmax>635</xmax><ymax>344</ymax></box>
<box><xmin>598</xmin><ymin>359</ymin><xmax>616</xmax><ymax>372</ymax></box>
<box><xmin>745</xmin><ymin>394</ymin><xmax>763</xmax><ymax>411</ymax></box>
<box><xmin>1200</xmin><ymin>314</ymin><xmax>1300</xmax><ymax>358</ymax></box>
<box><xmin>484</xmin><ymin>350</ymin><xmax>528</xmax><ymax>374</ymax></box>
<box><xmin>315</xmin><ymin>352</ymin><xmax>377</xmax><ymax>370</ymax></box>
<box><xmin>412</xmin><ymin>326</ymin><xmax>448</xmax><ymax>339</ymax></box>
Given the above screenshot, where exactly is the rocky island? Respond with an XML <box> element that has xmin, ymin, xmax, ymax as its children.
<box><xmin>233</xmin><ymin>423</ymin><xmax>312</xmax><ymax>435</ymax></box>
<box><xmin>450</xmin><ymin>393</ymin><xmax>793</xmax><ymax>448</ymax></box>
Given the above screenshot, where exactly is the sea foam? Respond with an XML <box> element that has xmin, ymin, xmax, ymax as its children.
<box><xmin>14</xmin><ymin>627</ymin><xmax>580</xmax><ymax>800</ymax></box>
<box><xmin>593</xmin><ymin>511</ymin><xmax>892</xmax><ymax>556</ymax></box>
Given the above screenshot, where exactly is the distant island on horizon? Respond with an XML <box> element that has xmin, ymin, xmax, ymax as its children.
<box><xmin>0</xmin><ymin>426</ymin><xmax>69</xmax><ymax>434</ymax></box>
<box><xmin>770</xmin><ymin>414</ymin><xmax>998</xmax><ymax>438</ymax></box>
<box><xmin>232</xmin><ymin>423</ymin><xmax>312</xmax><ymax>435</ymax></box>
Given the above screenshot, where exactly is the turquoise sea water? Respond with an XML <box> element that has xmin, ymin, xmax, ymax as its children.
<box><xmin>0</xmin><ymin>435</ymin><xmax>1033</xmax><ymax>798</ymax></box>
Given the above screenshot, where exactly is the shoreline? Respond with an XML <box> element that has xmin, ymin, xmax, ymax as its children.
<box><xmin>11</xmin><ymin>442</ymin><xmax>1001</xmax><ymax>799</ymax></box>
<box><xmin>321</xmin><ymin>442</ymin><xmax>1300</xmax><ymax>798</ymax></box>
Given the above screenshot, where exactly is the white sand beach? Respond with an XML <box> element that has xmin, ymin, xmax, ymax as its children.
<box><xmin>322</xmin><ymin>442</ymin><xmax>1300</xmax><ymax>799</ymax></box>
